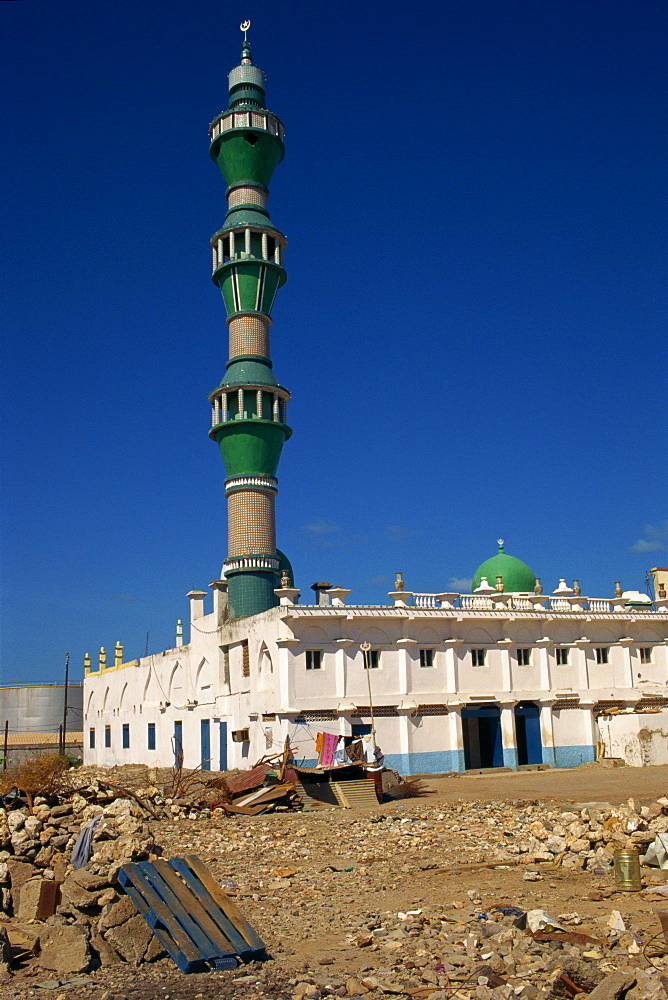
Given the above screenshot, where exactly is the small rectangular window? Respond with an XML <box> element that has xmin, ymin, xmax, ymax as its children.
<box><xmin>104</xmin><ymin>725</ymin><xmax>111</xmax><ymax>748</ymax></box>
<box><xmin>419</xmin><ymin>648</ymin><xmax>434</xmax><ymax>668</ymax></box>
<box><xmin>556</xmin><ymin>647</ymin><xmax>569</xmax><ymax>666</ymax></box>
<box><xmin>147</xmin><ymin>723</ymin><xmax>156</xmax><ymax>750</ymax></box>
<box><xmin>89</xmin><ymin>728</ymin><xmax>95</xmax><ymax>749</ymax></box>
<box><xmin>364</xmin><ymin>649</ymin><xmax>380</xmax><ymax>669</ymax></box>
<box><xmin>122</xmin><ymin>724</ymin><xmax>130</xmax><ymax>749</ymax></box>
<box><xmin>640</xmin><ymin>647</ymin><xmax>652</xmax><ymax>664</ymax></box>
<box><xmin>241</xmin><ymin>640</ymin><xmax>250</xmax><ymax>678</ymax></box>
<box><xmin>596</xmin><ymin>647</ymin><xmax>610</xmax><ymax>665</ymax></box>
<box><xmin>306</xmin><ymin>650</ymin><xmax>322</xmax><ymax>670</ymax></box>
<box><xmin>517</xmin><ymin>648</ymin><xmax>531</xmax><ymax>666</ymax></box>
<box><xmin>471</xmin><ymin>648</ymin><xmax>486</xmax><ymax>667</ymax></box>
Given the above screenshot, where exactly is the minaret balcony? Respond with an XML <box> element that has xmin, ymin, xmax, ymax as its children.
<box><xmin>211</xmin><ymin>227</ymin><xmax>285</xmax><ymax>272</ymax></box>
<box><xmin>209</xmin><ymin>385</ymin><xmax>290</xmax><ymax>433</ymax></box>
<box><xmin>224</xmin><ymin>555</ymin><xmax>280</xmax><ymax>574</ymax></box>
<box><xmin>209</xmin><ymin>111</ymin><xmax>284</xmax><ymax>143</ymax></box>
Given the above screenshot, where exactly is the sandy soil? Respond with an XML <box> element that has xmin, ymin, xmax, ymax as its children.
<box><xmin>5</xmin><ymin>763</ymin><xmax>668</xmax><ymax>1000</ymax></box>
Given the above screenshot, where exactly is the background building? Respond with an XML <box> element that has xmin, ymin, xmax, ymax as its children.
<box><xmin>0</xmin><ymin>683</ymin><xmax>83</xmax><ymax>765</ymax></box>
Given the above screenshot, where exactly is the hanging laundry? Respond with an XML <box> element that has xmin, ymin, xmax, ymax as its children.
<box><xmin>315</xmin><ymin>732</ymin><xmax>324</xmax><ymax>755</ymax></box>
<box><xmin>319</xmin><ymin>732</ymin><xmax>339</xmax><ymax>767</ymax></box>
<box><xmin>346</xmin><ymin>739</ymin><xmax>364</xmax><ymax>763</ymax></box>
<box><xmin>333</xmin><ymin>737</ymin><xmax>346</xmax><ymax>765</ymax></box>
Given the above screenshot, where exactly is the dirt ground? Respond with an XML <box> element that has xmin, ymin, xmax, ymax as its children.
<box><xmin>5</xmin><ymin>764</ymin><xmax>668</xmax><ymax>1000</ymax></box>
<box><xmin>420</xmin><ymin>764</ymin><xmax>668</xmax><ymax>806</ymax></box>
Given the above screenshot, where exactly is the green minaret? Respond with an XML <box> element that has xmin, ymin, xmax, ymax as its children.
<box><xmin>208</xmin><ymin>24</ymin><xmax>292</xmax><ymax>619</ymax></box>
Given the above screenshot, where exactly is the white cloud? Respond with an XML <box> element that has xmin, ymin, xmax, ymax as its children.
<box><xmin>384</xmin><ymin>524</ymin><xmax>425</xmax><ymax>540</ymax></box>
<box><xmin>448</xmin><ymin>576</ymin><xmax>473</xmax><ymax>592</ymax></box>
<box><xmin>302</xmin><ymin>519</ymin><xmax>340</xmax><ymax>536</ymax></box>
<box><xmin>630</xmin><ymin>521</ymin><xmax>668</xmax><ymax>553</ymax></box>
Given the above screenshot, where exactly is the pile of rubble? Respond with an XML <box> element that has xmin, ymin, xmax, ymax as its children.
<box><xmin>279</xmin><ymin>901</ymin><xmax>668</xmax><ymax>1000</ymax></box>
<box><xmin>436</xmin><ymin>796</ymin><xmax>668</xmax><ymax>871</ymax></box>
<box><xmin>0</xmin><ymin>791</ymin><xmax>160</xmax><ymax>978</ymax></box>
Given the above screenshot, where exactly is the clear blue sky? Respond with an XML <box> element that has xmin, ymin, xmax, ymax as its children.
<box><xmin>2</xmin><ymin>0</ymin><xmax>666</xmax><ymax>686</ymax></box>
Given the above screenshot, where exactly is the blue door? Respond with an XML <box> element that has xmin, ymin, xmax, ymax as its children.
<box><xmin>174</xmin><ymin>720</ymin><xmax>183</xmax><ymax>767</ymax></box>
<box><xmin>201</xmin><ymin>719</ymin><xmax>211</xmax><ymax>770</ymax></box>
<box><xmin>219</xmin><ymin>721</ymin><xmax>228</xmax><ymax>772</ymax></box>
<box><xmin>515</xmin><ymin>702</ymin><xmax>542</xmax><ymax>765</ymax></box>
<box><xmin>462</xmin><ymin>704</ymin><xmax>503</xmax><ymax>769</ymax></box>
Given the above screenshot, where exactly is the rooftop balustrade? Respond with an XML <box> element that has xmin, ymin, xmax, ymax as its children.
<box><xmin>410</xmin><ymin>593</ymin><xmax>659</xmax><ymax>612</ymax></box>
<box><xmin>209</xmin><ymin>111</ymin><xmax>284</xmax><ymax>141</ymax></box>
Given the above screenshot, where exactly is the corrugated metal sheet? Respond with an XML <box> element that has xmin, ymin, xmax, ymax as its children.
<box><xmin>226</xmin><ymin>764</ymin><xmax>271</xmax><ymax>794</ymax></box>
<box><xmin>331</xmin><ymin>779</ymin><xmax>379</xmax><ymax>808</ymax></box>
<box><xmin>4</xmin><ymin>732</ymin><xmax>83</xmax><ymax>747</ymax></box>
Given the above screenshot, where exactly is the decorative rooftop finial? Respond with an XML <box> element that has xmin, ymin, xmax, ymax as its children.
<box><xmin>497</xmin><ymin>538</ymin><xmax>505</xmax><ymax>550</ymax></box>
<box><xmin>240</xmin><ymin>21</ymin><xmax>252</xmax><ymax>64</ymax></box>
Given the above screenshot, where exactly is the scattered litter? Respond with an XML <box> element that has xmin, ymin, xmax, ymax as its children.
<box><xmin>642</xmin><ymin>834</ymin><xmax>668</xmax><ymax>868</ymax></box>
<box><xmin>607</xmin><ymin>910</ymin><xmax>626</xmax><ymax>933</ymax></box>
<box><xmin>526</xmin><ymin>909</ymin><xmax>565</xmax><ymax>933</ymax></box>
<box><xmin>33</xmin><ymin>978</ymin><xmax>91</xmax><ymax>991</ymax></box>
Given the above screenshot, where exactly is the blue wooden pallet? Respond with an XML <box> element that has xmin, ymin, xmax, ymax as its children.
<box><xmin>118</xmin><ymin>854</ymin><xmax>266</xmax><ymax>973</ymax></box>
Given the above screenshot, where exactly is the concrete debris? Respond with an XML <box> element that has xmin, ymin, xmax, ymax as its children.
<box><xmin>3</xmin><ymin>771</ymin><xmax>668</xmax><ymax>996</ymax></box>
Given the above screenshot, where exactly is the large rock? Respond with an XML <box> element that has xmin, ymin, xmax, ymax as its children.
<box><xmin>60</xmin><ymin>874</ymin><xmax>100</xmax><ymax>909</ymax></box>
<box><xmin>0</xmin><ymin>926</ymin><xmax>11</xmax><ymax>981</ymax></box>
<box><xmin>39</xmin><ymin>924</ymin><xmax>91</xmax><ymax>974</ymax></box>
<box><xmin>4</xmin><ymin>922</ymin><xmax>41</xmax><ymax>956</ymax></box>
<box><xmin>24</xmin><ymin>816</ymin><xmax>42</xmax><ymax>838</ymax></box>
<box><xmin>89</xmin><ymin>930</ymin><xmax>123</xmax><ymax>967</ymax></box>
<box><xmin>6</xmin><ymin>811</ymin><xmax>26</xmax><ymax>833</ymax></box>
<box><xmin>16</xmin><ymin>877</ymin><xmax>44</xmax><ymax>920</ymax></box>
<box><xmin>70</xmin><ymin>868</ymin><xmax>112</xmax><ymax>891</ymax></box>
<box><xmin>6</xmin><ymin>858</ymin><xmax>36</xmax><ymax>911</ymax></box>
<box><xmin>98</xmin><ymin>894</ymin><xmax>136</xmax><ymax>930</ymax></box>
<box><xmin>104</xmin><ymin>913</ymin><xmax>154</xmax><ymax>965</ymax></box>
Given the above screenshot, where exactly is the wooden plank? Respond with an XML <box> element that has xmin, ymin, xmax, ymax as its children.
<box><xmin>118</xmin><ymin>864</ymin><xmax>203</xmax><ymax>967</ymax></box>
<box><xmin>182</xmin><ymin>855</ymin><xmax>265</xmax><ymax>953</ymax></box>
<box><xmin>234</xmin><ymin>783</ymin><xmax>295</xmax><ymax>807</ymax></box>
<box><xmin>133</xmin><ymin>861</ymin><xmax>222</xmax><ymax>961</ymax></box>
<box><xmin>152</xmin><ymin>859</ymin><xmax>243</xmax><ymax>959</ymax></box>
<box><xmin>222</xmin><ymin>801</ymin><xmax>268</xmax><ymax>816</ymax></box>
<box><xmin>166</xmin><ymin>858</ymin><xmax>253</xmax><ymax>957</ymax></box>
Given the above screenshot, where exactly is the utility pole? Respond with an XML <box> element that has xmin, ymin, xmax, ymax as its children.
<box><xmin>2</xmin><ymin>720</ymin><xmax>8</xmax><ymax>770</ymax></box>
<box><xmin>360</xmin><ymin>642</ymin><xmax>377</xmax><ymax>751</ymax></box>
<box><xmin>62</xmin><ymin>652</ymin><xmax>69</xmax><ymax>757</ymax></box>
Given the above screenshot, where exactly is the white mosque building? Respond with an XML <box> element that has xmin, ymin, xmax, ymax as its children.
<box><xmin>82</xmin><ymin>35</ymin><xmax>668</xmax><ymax>776</ymax></box>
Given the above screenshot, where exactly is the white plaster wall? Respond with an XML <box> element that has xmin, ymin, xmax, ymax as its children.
<box><xmin>84</xmin><ymin>596</ymin><xmax>668</xmax><ymax>770</ymax></box>
<box><xmin>410</xmin><ymin>714</ymin><xmax>448</xmax><ymax>753</ymax></box>
<box><xmin>551</xmin><ymin>707</ymin><xmax>589</xmax><ymax>746</ymax></box>
<box><xmin>599</xmin><ymin>712</ymin><xmax>668</xmax><ymax>767</ymax></box>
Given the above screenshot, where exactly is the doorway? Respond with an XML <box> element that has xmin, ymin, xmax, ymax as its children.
<box><xmin>200</xmin><ymin>719</ymin><xmax>211</xmax><ymax>771</ymax></box>
<box><xmin>514</xmin><ymin>702</ymin><xmax>542</xmax><ymax>765</ymax></box>
<box><xmin>173</xmin><ymin>720</ymin><xmax>183</xmax><ymax>768</ymax></box>
<box><xmin>462</xmin><ymin>704</ymin><xmax>503</xmax><ymax>769</ymax></box>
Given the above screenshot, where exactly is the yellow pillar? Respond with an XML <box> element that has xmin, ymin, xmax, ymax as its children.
<box><xmin>83</xmin><ymin>652</ymin><xmax>91</xmax><ymax>676</ymax></box>
<box><xmin>114</xmin><ymin>641</ymin><xmax>123</xmax><ymax>669</ymax></box>
<box><xmin>99</xmin><ymin>646</ymin><xmax>107</xmax><ymax>671</ymax></box>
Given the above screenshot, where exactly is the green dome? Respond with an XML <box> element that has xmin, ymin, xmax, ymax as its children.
<box><xmin>471</xmin><ymin>542</ymin><xmax>536</xmax><ymax>594</ymax></box>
